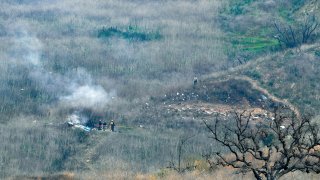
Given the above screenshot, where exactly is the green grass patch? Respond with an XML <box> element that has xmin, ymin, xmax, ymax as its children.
<box><xmin>226</xmin><ymin>0</ymin><xmax>257</xmax><ymax>15</ymax></box>
<box><xmin>98</xmin><ymin>25</ymin><xmax>162</xmax><ymax>41</ymax></box>
<box><xmin>231</xmin><ymin>36</ymin><xmax>279</xmax><ymax>53</ymax></box>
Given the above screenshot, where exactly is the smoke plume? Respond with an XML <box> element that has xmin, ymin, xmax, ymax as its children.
<box><xmin>8</xmin><ymin>23</ymin><xmax>115</xmax><ymax>114</ymax></box>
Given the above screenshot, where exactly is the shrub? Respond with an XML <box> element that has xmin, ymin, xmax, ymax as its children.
<box><xmin>273</xmin><ymin>14</ymin><xmax>319</xmax><ymax>48</ymax></box>
<box><xmin>97</xmin><ymin>25</ymin><xmax>162</xmax><ymax>41</ymax></box>
<box><xmin>244</xmin><ymin>69</ymin><xmax>261</xmax><ymax>80</ymax></box>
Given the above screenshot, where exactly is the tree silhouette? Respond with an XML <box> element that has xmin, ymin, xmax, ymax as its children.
<box><xmin>204</xmin><ymin>107</ymin><xmax>320</xmax><ymax>180</ymax></box>
<box><xmin>273</xmin><ymin>14</ymin><xmax>319</xmax><ymax>48</ymax></box>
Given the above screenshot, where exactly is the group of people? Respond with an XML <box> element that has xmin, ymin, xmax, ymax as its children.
<box><xmin>98</xmin><ymin>119</ymin><xmax>116</xmax><ymax>132</ymax></box>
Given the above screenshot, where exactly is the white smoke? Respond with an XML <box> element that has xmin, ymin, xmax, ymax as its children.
<box><xmin>58</xmin><ymin>67</ymin><xmax>116</xmax><ymax>110</ymax></box>
<box><xmin>61</xmin><ymin>85</ymin><xmax>116</xmax><ymax>109</ymax></box>
<box><xmin>9</xmin><ymin>23</ymin><xmax>42</xmax><ymax>67</ymax></box>
<box><xmin>66</xmin><ymin>111</ymin><xmax>88</xmax><ymax>125</ymax></box>
<box><xmin>9</xmin><ymin>23</ymin><xmax>115</xmax><ymax>112</ymax></box>
<box><xmin>18</xmin><ymin>33</ymin><xmax>42</xmax><ymax>66</ymax></box>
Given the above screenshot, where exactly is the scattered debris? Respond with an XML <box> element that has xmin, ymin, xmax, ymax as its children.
<box><xmin>261</xmin><ymin>95</ymin><xmax>268</xmax><ymax>100</ymax></box>
<box><xmin>67</xmin><ymin>121</ymin><xmax>91</xmax><ymax>132</ymax></box>
<box><xmin>67</xmin><ymin>121</ymin><xmax>74</xmax><ymax>126</ymax></box>
<box><xmin>66</xmin><ymin>112</ymin><xmax>91</xmax><ymax>132</ymax></box>
<box><xmin>74</xmin><ymin>124</ymin><xmax>91</xmax><ymax>132</ymax></box>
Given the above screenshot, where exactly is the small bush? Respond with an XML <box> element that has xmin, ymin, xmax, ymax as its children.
<box><xmin>274</xmin><ymin>14</ymin><xmax>319</xmax><ymax>48</ymax></box>
<box><xmin>244</xmin><ymin>69</ymin><xmax>261</xmax><ymax>80</ymax></box>
<box><xmin>98</xmin><ymin>25</ymin><xmax>162</xmax><ymax>41</ymax></box>
<box><xmin>226</xmin><ymin>0</ymin><xmax>257</xmax><ymax>15</ymax></box>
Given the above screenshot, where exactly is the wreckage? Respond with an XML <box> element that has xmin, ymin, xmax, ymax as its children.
<box><xmin>67</xmin><ymin>121</ymin><xmax>91</xmax><ymax>132</ymax></box>
<box><xmin>66</xmin><ymin>112</ymin><xmax>91</xmax><ymax>132</ymax></box>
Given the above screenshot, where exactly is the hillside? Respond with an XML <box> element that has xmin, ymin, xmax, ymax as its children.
<box><xmin>1</xmin><ymin>0</ymin><xmax>320</xmax><ymax>179</ymax></box>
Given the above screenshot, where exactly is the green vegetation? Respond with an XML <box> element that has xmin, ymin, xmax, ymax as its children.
<box><xmin>98</xmin><ymin>25</ymin><xmax>162</xmax><ymax>41</ymax></box>
<box><xmin>219</xmin><ymin>0</ymin><xmax>317</xmax><ymax>61</ymax></box>
<box><xmin>226</xmin><ymin>0</ymin><xmax>257</xmax><ymax>15</ymax></box>
<box><xmin>231</xmin><ymin>35</ymin><xmax>279</xmax><ymax>53</ymax></box>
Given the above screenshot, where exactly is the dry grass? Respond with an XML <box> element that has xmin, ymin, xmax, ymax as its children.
<box><xmin>1</xmin><ymin>0</ymin><xmax>319</xmax><ymax>179</ymax></box>
<box><xmin>73</xmin><ymin>168</ymin><xmax>251</xmax><ymax>180</ymax></box>
<box><xmin>9</xmin><ymin>168</ymin><xmax>320</xmax><ymax>180</ymax></box>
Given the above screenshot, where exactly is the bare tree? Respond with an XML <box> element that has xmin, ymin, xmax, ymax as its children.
<box><xmin>168</xmin><ymin>135</ymin><xmax>196</xmax><ymax>173</ymax></box>
<box><xmin>301</xmin><ymin>14</ymin><xmax>319</xmax><ymax>44</ymax></box>
<box><xmin>274</xmin><ymin>22</ymin><xmax>298</xmax><ymax>48</ymax></box>
<box><xmin>203</xmin><ymin>108</ymin><xmax>320</xmax><ymax>180</ymax></box>
<box><xmin>274</xmin><ymin>14</ymin><xmax>319</xmax><ymax>48</ymax></box>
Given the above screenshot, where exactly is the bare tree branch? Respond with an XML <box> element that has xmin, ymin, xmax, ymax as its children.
<box><xmin>204</xmin><ymin>107</ymin><xmax>320</xmax><ymax>180</ymax></box>
<box><xmin>273</xmin><ymin>14</ymin><xmax>319</xmax><ymax>48</ymax></box>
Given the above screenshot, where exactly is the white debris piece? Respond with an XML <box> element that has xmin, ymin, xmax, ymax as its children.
<box><xmin>67</xmin><ymin>114</ymin><xmax>81</xmax><ymax>125</ymax></box>
<box><xmin>261</xmin><ymin>95</ymin><xmax>268</xmax><ymax>100</ymax></box>
<box><xmin>280</xmin><ymin>125</ymin><xmax>286</xmax><ymax>129</ymax></box>
<box><xmin>74</xmin><ymin>124</ymin><xmax>91</xmax><ymax>132</ymax></box>
<box><xmin>67</xmin><ymin>122</ymin><xmax>74</xmax><ymax>126</ymax></box>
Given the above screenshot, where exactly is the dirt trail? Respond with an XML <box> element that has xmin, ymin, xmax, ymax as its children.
<box><xmin>202</xmin><ymin>50</ymin><xmax>303</xmax><ymax>118</ymax></box>
<box><xmin>82</xmin><ymin>132</ymin><xmax>109</xmax><ymax>171</ymax></box>
<box><xmin>205</xmin><ymin>75</ymin><xmax>301</xmax><ymax>118</ymax></box>
<box><xmin>204</xmin><ymin>43</ymin><xmax>319</xmax><ymax>80</ymax></box>
<box><xmin>234</xmin><ymin>76</ymin><xmax>301</xmax><ymax>119</ymax></box>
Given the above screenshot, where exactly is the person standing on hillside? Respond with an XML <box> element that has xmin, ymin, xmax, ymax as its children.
<box><xmin>110</xmin><ymin>120</ymin><xmax>115</xmax><ymax>132</ymax></box>
<box><xmin>193</xmin><ymin>77</ymin><xmax>198</xmax><ymax>86</ymax></box>
<box><xmin>103</xmin><ymin>121</ymin><xmax>107</xmax><ymax>131</ymax></box>
<box><xmin>98</xmin><ymin>120</ymin><xmax>102</xmax><ymax>130</ymax></box>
